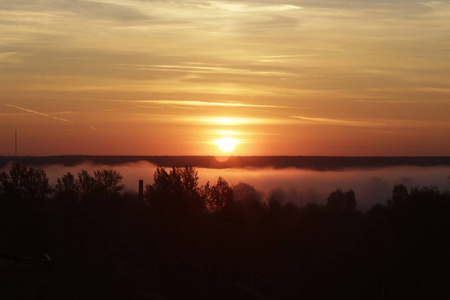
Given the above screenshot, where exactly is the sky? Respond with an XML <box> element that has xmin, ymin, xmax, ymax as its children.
<box><xmin>1</xmin><ymin>0</ymin><xmax>450</xmax><ymax>156</ymax></box>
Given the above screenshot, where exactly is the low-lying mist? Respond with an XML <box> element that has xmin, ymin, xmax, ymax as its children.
<box><xmin>3</xmin><ymin>161</ymin><xmax>450</xmax><ymax>211</ymax></box>
<box><xmin>200</xmin><ymin>166</ymin><xmax>450</xmax><ymax>210</ymax></box>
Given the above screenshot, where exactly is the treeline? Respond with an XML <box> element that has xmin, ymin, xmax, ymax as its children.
<box><xmin>3</xmin><ymin>155</ymin><xmax>450</xmax><ymax>170</ymax></box>
<box><xmin>1</xmin><ymin>163</ymin><xmax>450</xmax><ymax>299</ymax></box>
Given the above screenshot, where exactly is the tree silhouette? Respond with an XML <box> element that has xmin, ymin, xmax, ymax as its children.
<box><xmin>388</xmin><ymin>183</ymin><xmax>408</xmax><ymax>210</ymax></box>
<box><xmin>232</xmin><ymin>182</ymin><xmax>264</xmax><ymax>205</ymax></box>
<box><xmin>202</xmin><ymin>176</ymin><xmax>233</xmax><ymax>213</ymax></box>
<box><xmin>66</xmin><ymin>169</ymin><xmax>125</xmax><ymax>203</ymax></box>
<box><xmin>77</xmin><ymin>169</ymin><xmax>96</xmax><ymax>201</ymax></box>
<box><xmin>0</xmin><ymin>162</ymin><xmax>52</xmax><ymax>255</ymax></box>
<box><xmin>3</xmin><ymin>161</ymin><xmax>450</xmax><ymax>300</ymax></box>
<box><xmin>0</xmin><ymin>162</ymin><xmax>52</xmax><ymax>205</ymax></box>
<box><xmin>93</xmin><ymin>169</ymin><xmax>125</xmax><ymax>199</ymax></box>
<box><xmin>327</xmin><ymin>188</ymin><xmax>356</xmax><ymax>212</ymax></box>
<box><xmin>55</xmin><ymin>172</ymin><xmax>79</xmax><ymax>201</ymax></box>
<box><xmin>145</xmin><ymin>166</ymin><xmax>205</xmax><ymax>218</ymax></box>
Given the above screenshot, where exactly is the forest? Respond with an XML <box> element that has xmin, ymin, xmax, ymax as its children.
<box><xmin>1</xmin><ymin>162</ymin><xmax>450</xmax><ymax>299</ymax></box>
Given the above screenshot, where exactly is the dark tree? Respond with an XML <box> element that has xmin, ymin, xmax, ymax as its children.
<box><xmin>232</xmin><ymin>182</ymin><xmax>264</xmax><ymax>205</ymax></box>
<box><xmin>69</xmin><ymin>169</ymin><xmax>125</xmax><ymax>202</ymax></box>
<box><xmin>144</xmin><ymin>166</ymin><xmax>206</xmax><ymax>218</ymax></box>
<box><xmin>55</xmin><ymin>172</ymin><xmax>79</xmax><ymax>200</ymax></box>
<box><xmin>0</xmin><ymin>163</ymin><xmax>52</xmax><ymax>254</ymax></box>
<box><xmin>93</xmin><ymin>169</ymin><xmax>125</xmax><ymax>198</ymax></box>
<box><xmin>202</xmin><ymin>176</ymin><xmax>233</xmax><ymax>213</ymax></box>
<box><xmin>0</xmin><ymin>162</ymin><xmax>52</xmax><ymax>204</ymax></box>
<box><xmin>327</xmin><ymin>188</ymin><xmax>356</xmax><ymax>212</ymax></box>
<box><xmin>77</xmin><ymin>169</ymin><xmax>96</xmax><ymax>201</ymax></box>
<box><xmin>388</xmin><ymin>183</ymin><xmax>408</xmax><ymax>210</ymax></box>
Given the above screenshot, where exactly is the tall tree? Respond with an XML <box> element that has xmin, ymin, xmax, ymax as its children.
<box><xmin>327</xmin><ymin>188</ymin><xmax>357</xmax><ymax>212</ymax></box>
<box><xmin>202</xmin><ymin>176</ymin><xmax>233</xmax><ymax>213</ymax></box>
<box><xmin>145</xmin><ymin>166</ymin><xmax>205</xmax><ymax>218</ymax></box>
<box><xmin>0</xmin><ymin>162</ymin><xmax>52</xmax><ymax>204</ymax></box>
<box><xmin>93</xmin><ymin>169</ymin><xmax>125</xmax><ymax>198</ymax></box>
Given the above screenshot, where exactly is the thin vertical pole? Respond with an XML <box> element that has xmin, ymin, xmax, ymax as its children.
<box><xmin>15</xmin><ymin>130</ymin><xmax>17</xmax><ymax>157</ymax></box>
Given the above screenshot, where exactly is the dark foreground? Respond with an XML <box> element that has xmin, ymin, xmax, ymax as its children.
<box><xmin>1</xmin><ymin>163</ymin><xmax>450</xmax><ymax>299</ymax></box>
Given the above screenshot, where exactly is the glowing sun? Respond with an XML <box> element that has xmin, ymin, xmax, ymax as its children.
<box><xmin>216</xmin><ymin>137</ymin><xmax>237</xmax><ymax>152</ymax></box>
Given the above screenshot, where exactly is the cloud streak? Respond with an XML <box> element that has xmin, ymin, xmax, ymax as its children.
<box><xmin>291</xmin><ymin>116</ymin><xmax>386</xmax><ymax>127</ymax></box>
<box><xmin>121</xmin><ymin>100</ymin><xmax>286</xmax><ymax>109</ymax></box>
<box><xmin>124</xmin><ymin>64</ymin><xmax>294</xmax><ymax>77</ymax></box>
<box><xmin>196</xmin><ymin>2</ymin><xmax>302</xmax><ymax>12</ymax></box>
<box><xmin>176</xmin><ymin>116</ymin><xmax>290</xmax><ymax>126</ymax></box>
<box><xmin>5</xmin><ymin>103</ymin><xmax>70</xmax><ymax>122</ymax></box>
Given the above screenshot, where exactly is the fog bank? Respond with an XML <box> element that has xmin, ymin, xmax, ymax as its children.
<box><xmin>198</xmin><ymin>166</ymin><xmax>450</xmax><ymax>210</ymax></box>
<box><xmin>2</xmin><ymin>161</ymin><xmax>450</xmax><ymax>210</ymax></box>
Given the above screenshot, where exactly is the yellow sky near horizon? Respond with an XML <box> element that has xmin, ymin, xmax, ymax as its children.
<box><xmin>1</xmin><ymin>0</ymin><xmax>450</xmax><ymax>156</ymax></box>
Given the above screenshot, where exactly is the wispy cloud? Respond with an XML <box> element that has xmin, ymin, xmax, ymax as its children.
<box><xmin>122</xmin><ymin>64</ymin><xmax>294</xmax><ymax>77</ymax></box>
<box><xmin>177</xmin><ymin>116</ymin><xmax>287</xmax><ymax>126</ymax></box>
<box><xmin>212</xmin><ymin>129</ymin><xmax>242</xmax><ymax>136</ymax></box>
<box><xmin>0</xmin><ymin>52</ymin><xmax>22</xmax><ymax>64</ymax></box>
<box><xmin>121</xmin><ymin>100</ymin><xmax>286</xmax><ymax>109</ymax></box>
<box><xmin>197</xmin><ymin>2</ymin><xmax>302</xmax><ymax>12</ymax></box>
<box><xmin>5</xmin><ymin>103</ymin><xmax>70</xmax><ymax>122</ymax></box>
<box><xmin>291</xmin><ymin>116</ymin><xmax>385</xmax><ymax>127</ymax></box>
<box><xmin>291</xmin><ymin>115</ymin><xmax>450</xmax><ymax>129</ymax></box>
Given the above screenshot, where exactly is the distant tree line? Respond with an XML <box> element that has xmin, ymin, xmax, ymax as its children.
<box><xmin>1</xmin><ymin>162</ymin><xmax>450</xmax><ymax>299</ymax></box>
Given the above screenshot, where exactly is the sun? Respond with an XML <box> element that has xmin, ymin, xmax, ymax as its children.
<box><xmin>216</xmin><ymin>137</ymin><xmax>237</xmax><ymax>152</ymax></box>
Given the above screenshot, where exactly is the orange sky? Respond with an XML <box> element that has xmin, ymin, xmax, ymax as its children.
<box><xmin>1</xmin><ymin>0</ymin><xmax>450</xmax><ymax>156</ymax></box>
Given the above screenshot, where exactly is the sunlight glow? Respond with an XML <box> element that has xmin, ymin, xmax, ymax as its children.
<box><xmin>215</xmin><ymin>137</ymin><xmax>237</xmax><ymax>152</ymax></box>
<box><xmin>202</xmin><ymin>117</ymin><xmax>272</xmax><ymax>125</ymax></box>
<box><xmin>214</xmin><ymin>130</ymin><xmax>240</xmax><ymax>136</ymax></box>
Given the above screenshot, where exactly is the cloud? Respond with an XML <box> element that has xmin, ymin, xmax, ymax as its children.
<box><xmin>5</xmin><ymin>103</ymin><xmax>70</xmax><ymax>122</ymax></box>
<box><xmin>123</xmin><ymin>63</ymin><xmax>294</xmax><ymax>77</ymax></box>
<box><xmin>1</xmin><ymin>0</ymin><xmax>450</xmax><ymax>157</ymax></box>
<box><xmin>0</xmin><ymin>0</ymin><xmax>149</xmax><ymax>22</ymax></box>
<box><xmin>197</xmin><ymin>1</ymin><xmax>302</xmax><ymax>12</ymax></box>
<box><xmin>291</xmin><ymin>115</ymin><xmax>450</xmax><ymax>130</ymax></box>
<box><xmin>0</xmin><ymin>52</ymin><xmax>22</xmax><ymax>64</ymax></box>
<box><xmin>175</xmin><ymin>116</ymin><xmax>288</xmax><ymax>126</ymax></box>
<box><xmin>291</xmin><ymin>116</ymin><xmax>385</xmax><ymax>127</ymax></box>
<box><xmin>120</xmin><ymin>99</ymin><xmax>286</xmax><ymax>109</ymax></box>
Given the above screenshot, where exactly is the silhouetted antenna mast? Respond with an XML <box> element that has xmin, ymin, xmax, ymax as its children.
<box><xmin>15</xmin><ymin>130</ymin><xmax>17</xmax><ymax>157</ymax></box>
